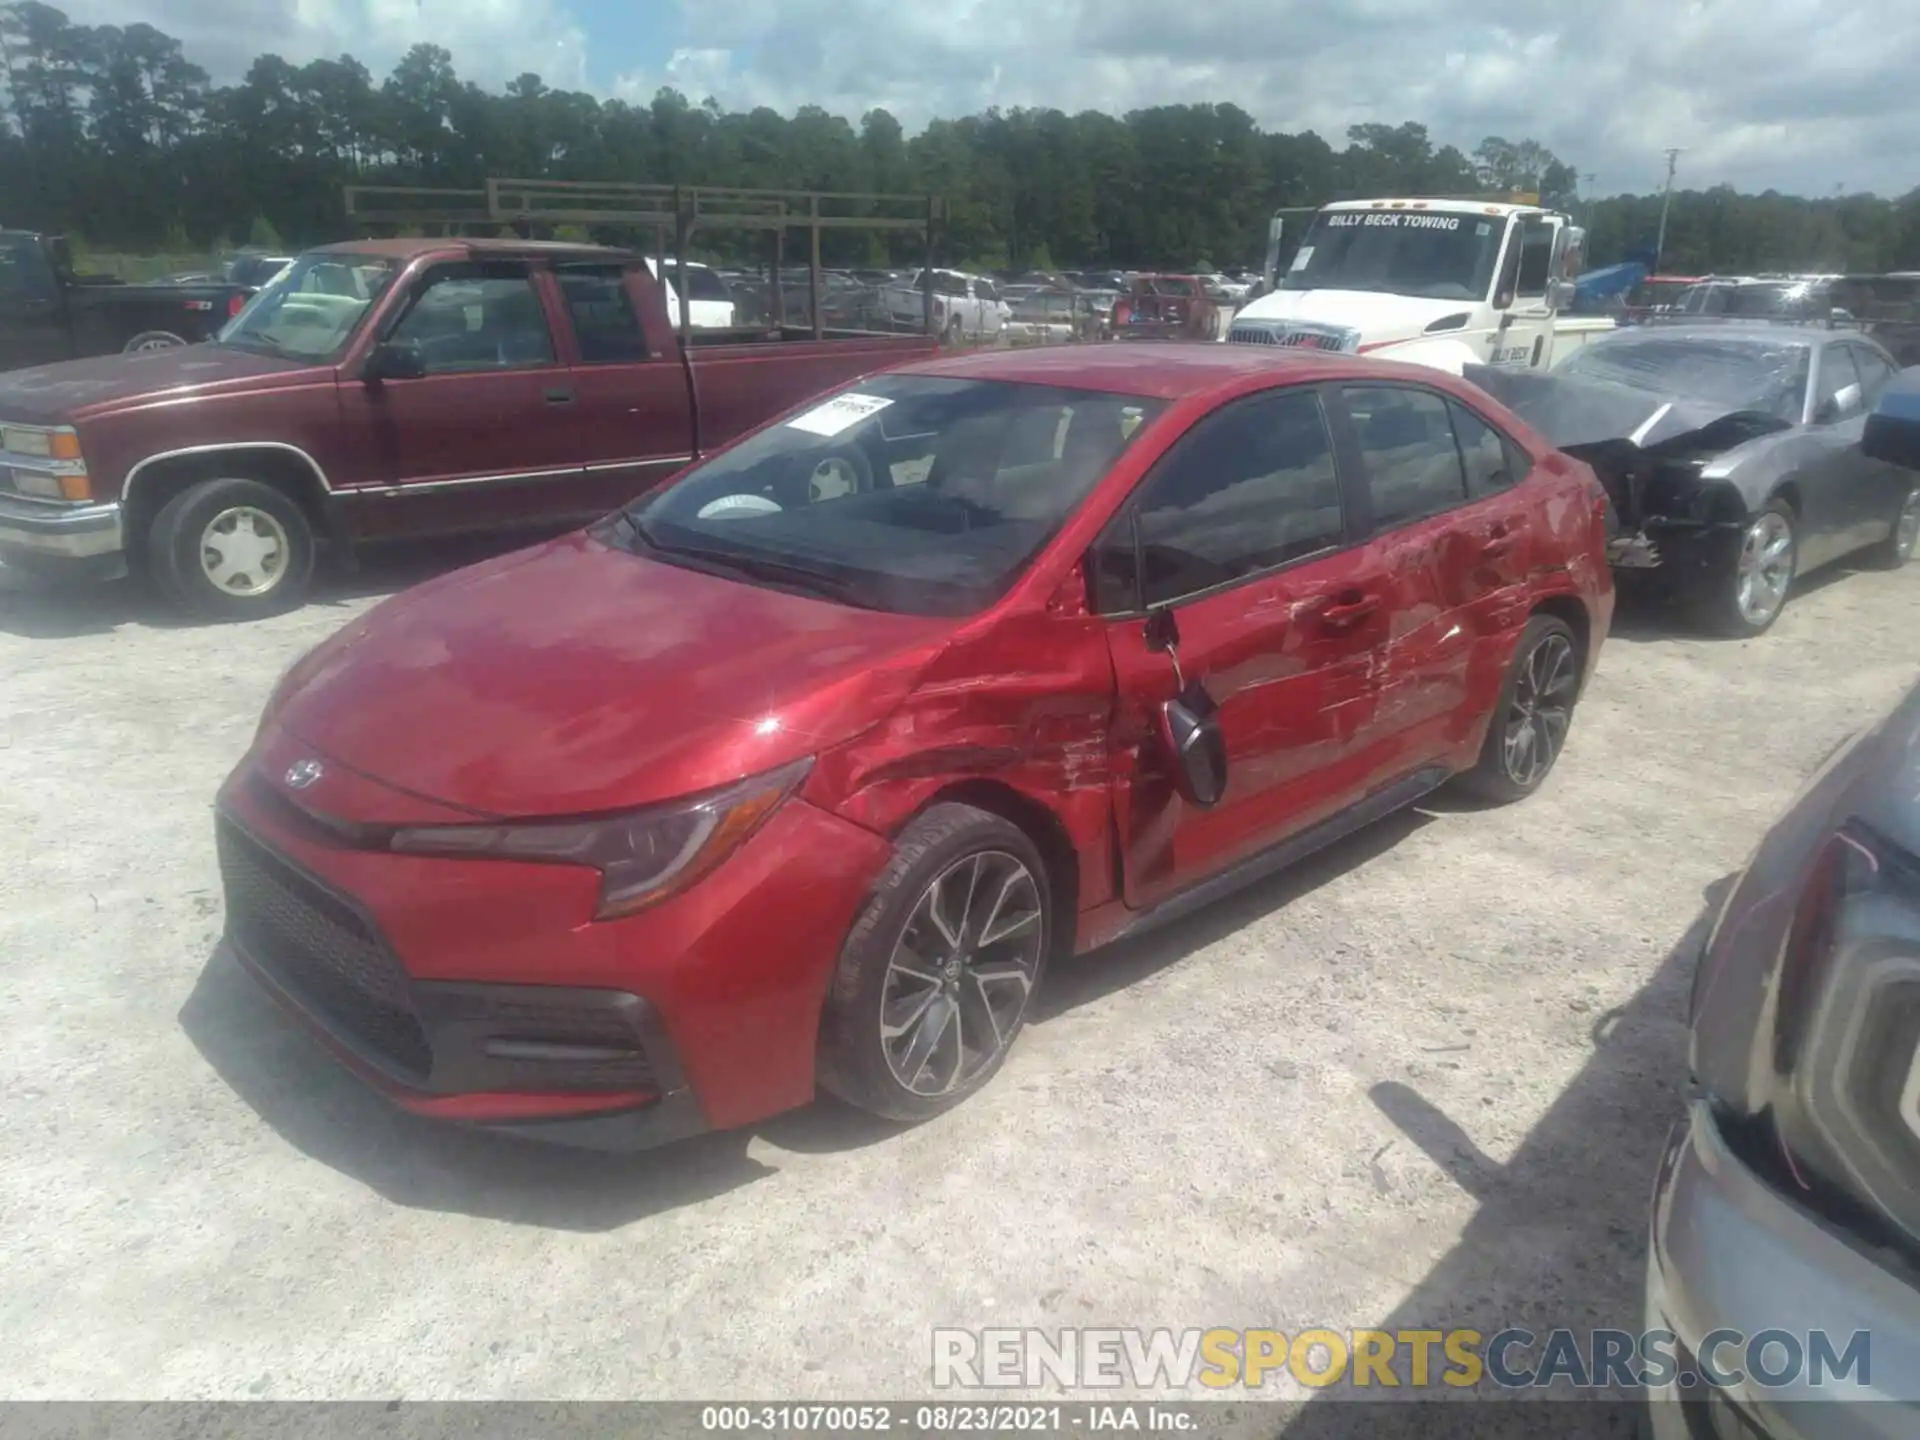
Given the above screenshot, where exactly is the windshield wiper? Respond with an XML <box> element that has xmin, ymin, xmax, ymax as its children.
<box><xmin>637</xmin><ymin>530</ymin><xmax>873</xmax><ymax>608</ymax></box>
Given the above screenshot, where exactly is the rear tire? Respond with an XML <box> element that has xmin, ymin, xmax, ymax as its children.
<box><xmin>1456</xmin><ymin>615</ymin><xmax>1582</xmax><ymax>804</ymax></box>
<box><xmin>146</xmin><ymin>477</ymin><xmax>316</xmax><ymax>620</ymax></box>
<box><xmin>818</xmin><ymin>804</ymin><xmax>1051</xmax><ymax>1122</ymax></box>
<box><xmin>1865</xmin><ymin>483</ymin><xmax>1920</xmax><ymax>569</ymax></box>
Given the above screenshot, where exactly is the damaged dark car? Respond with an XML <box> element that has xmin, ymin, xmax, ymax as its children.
<box><xmin>1468</xmin><ymin>324</ymin><xmax>1920</xmax><ymax>636</ymax></box>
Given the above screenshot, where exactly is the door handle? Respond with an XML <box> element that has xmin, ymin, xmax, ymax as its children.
<box><xmin>1305</xmin><ymin>588</ymin><xmax>1380</xmax><ymax>627</ymax></box>
<box><xmin>544</xmin><ymin>386</ymin><xmax>576</xmax><ymax>405</ymax></box>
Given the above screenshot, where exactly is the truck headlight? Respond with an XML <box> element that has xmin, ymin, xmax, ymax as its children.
<box><xmin>3</xmin><ymin>425</ymin><xmax>81</xmax><ymax>460</ymax></box>
<box><xmin>389</xmin><ymin>757</ymin><xmax>814</xmax><ymax>920</ymax></box>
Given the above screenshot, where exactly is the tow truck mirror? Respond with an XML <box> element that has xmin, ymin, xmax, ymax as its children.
<box><xmin>1547</xmin><ymin>279</ymin><xmax>1578</xmax><ymax>310</ymax></box>
<box><xmin>46</xmin><ymin>235</ymin><xmax>74</xmax><ymax>280</ymax></box>
<box><xmin>364</xmin><ymin>340</ymin><xmax>427</xmax><ymax>383</ymax></box>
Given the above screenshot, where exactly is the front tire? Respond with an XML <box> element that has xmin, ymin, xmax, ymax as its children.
<box><xmin>1702</xmin><ymin>499</ymin><xmax>1796</xmax><ymax>637</ymax></box>
<box><xmin>1457</xmin><ymin>615</ymin><xmax>1582</xmax><ymax>804</ymax></box>
<box><xmin>818</xmin><ymin>804</ymin><xmax>1051</xmax><ymax>1122</ymax></box>
<box><xmin>1865</xmin><ymin>483</ymin><xmax>1920</xmax><ymax>569</ymax></box>
<box><xmin>146</xmin><ymin>477</ymin><xmax>316</xmax><ymax>620</ymax></box>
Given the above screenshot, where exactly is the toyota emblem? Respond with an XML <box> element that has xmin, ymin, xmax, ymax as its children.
<box><xmin>284</xmin><ymin>759</ymin><xmax>324</xmax><ymax>790</ymax></box>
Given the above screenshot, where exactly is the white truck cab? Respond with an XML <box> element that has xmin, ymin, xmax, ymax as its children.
<box><xmin>1227</xmin><ymin>198</ymin><xmax>1613</xmax><ymax>374</ymax></box>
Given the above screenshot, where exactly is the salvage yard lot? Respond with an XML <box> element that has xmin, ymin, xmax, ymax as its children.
<box><xmin>0</xmin><ymin>550</ymin><xmax>1915</xmax><ymax>1407</ymax></box>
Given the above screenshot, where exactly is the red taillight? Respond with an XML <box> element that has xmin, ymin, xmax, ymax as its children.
<box><xmin>227</xmin><ymin>292</ymin><xmax>246</xmax><ymax>318</ymax></box>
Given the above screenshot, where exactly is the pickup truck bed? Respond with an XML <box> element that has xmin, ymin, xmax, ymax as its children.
<box><xmin>0</xmin><ymin>230</ymin><xmax>249</xmax><ymax>371</ymax></box>
<box><xmin>0</xmin><ymin>237</ymin><xmax>936</xmax><ymax>618</ymax></box>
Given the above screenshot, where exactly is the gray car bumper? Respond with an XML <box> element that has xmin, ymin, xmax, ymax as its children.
<box><xmin>1646</xmin><ymin>1101</ymin><xmax>1920</xmax><ymax>1437</ymax></box>
<box><xmin>0</xmin><ymin>495</ymin><xmax>126</xmax><ymax>577</ymax></box>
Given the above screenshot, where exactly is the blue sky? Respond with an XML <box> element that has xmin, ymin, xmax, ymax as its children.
<box><xmin>55</xmin><ymin>0</ymin><xmax>1920</xmax><ymax>198</ymax></box>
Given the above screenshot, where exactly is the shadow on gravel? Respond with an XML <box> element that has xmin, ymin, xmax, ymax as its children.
<box><xmin>177</xmin><ymin>943</ymin><xmax>923</xmax><ymax>1231</ymax></box>
<box><xmin>1277</xmin><ymin>872</ymin><xmax>1735</xmax><ymax>1440</ymax></box>
<box><xmin>1604</xmin><ymin>562</ymin><xmax>1870</xmax><ymax>648</ymax></box>
<box><xmin>0</xmin><ymin>533</ymin><xmax>542</xmax><ymax>639</ymax></box>
<box><xmin>1031</xmin><ymin>807</ymin><xmax>1432</xmax><ymax>1024</ymax></box>
<box><xmin>178</xmin><ymin>799</ymin><xmax>1437</xmax><ymax>1228</ymax></box>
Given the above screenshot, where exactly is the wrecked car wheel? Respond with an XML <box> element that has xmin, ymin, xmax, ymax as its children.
<box><xmin>1705</xmin><ymin>500</ymin><xmax>1797</xmax><ymax>637</ymax></box>
<box><xmin>1866</xmin><ymin>484</ymin><xmax>1920</xmax><ymax>569</ymax></box>
<box><xmin>1458</xmin><ymin>615</ymin><xmax>1581</xmax><ymax>804</ymax></box>
<box><xmin>817</xmin><ymin>804</ymin><xmax>1050</xmax><ymax>1122</ymax></box>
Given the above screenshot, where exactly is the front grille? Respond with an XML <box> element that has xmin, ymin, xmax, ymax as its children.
<box><xmin>1228</xmin><ymin>324</ymin><xmax>1354</xmax><ymax>351</ymax></box>
<box><xmin>217</xmin><ymin>818</ymin><xmax>432</xmax><ymax>1081</ymax></box>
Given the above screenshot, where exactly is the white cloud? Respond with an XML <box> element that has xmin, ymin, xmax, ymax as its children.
<box><xmin>55</xmin><ymin>0</ymin><xmax>1920</xmax><ymax>196</ymax></box>
<box><xmin>59</xmin><ymin>0</ymin><xmax>590</xmax><ymax>91</ymax></box>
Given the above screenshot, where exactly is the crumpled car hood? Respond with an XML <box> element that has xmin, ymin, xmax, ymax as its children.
<box><xmin>1462</xmin><ymin>363</ymin><xmax>1767</xmax><ymax>453</ymax></box>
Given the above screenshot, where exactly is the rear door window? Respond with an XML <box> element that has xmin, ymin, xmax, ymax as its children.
<box><xmin>558</xmin><ymin>265</ymin><xmax>648</xmax><ymax>363</ymax></box>
<box><xmin>1342</xmin><ymin>385</ymin><xmax>1470</xmax><ymax>528</ymax></box>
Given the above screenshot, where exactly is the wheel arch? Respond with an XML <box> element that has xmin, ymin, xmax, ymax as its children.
<box><xmin>907</xmin><ymin>778</ymin><xmax>1082</xmax><ymax>962</ymax></box>
<box><xmin>122</xmin><ymin>443</ymin><xmax>334</xmax><ymax>549</ymax></box>
<box><xmin>1528</xmin><ymin>592</ymin><xmax>1591</xmax><ymax>680</ymax></box>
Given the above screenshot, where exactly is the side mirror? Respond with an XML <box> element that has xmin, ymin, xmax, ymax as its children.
<box><xmin>363</xmin><ymin>340</ymin><xmax>426</xmax><ymax>382</ymax></box>
<box><xmin>1494</xmin><ymin>290</ymin><xmax>1515</xmax><ymax>311</ymax></box>
<box><xmin>1829</xmin><ymin>382</ymin><xmax>1864</xmax><ymax>420</ymax></box>
<box><xmin>1157</xmin><ymin>679</ymin><xmax>1227</xmax><ymax>809</ymax></box>
<box><xmin>46</xmin><ymin>235</ymin><xmax>74</xmax><ymax>279</ymax></box>
<box><xmin>1143</xmin><ymin>606</ymin><xmax>1227</xmax><ymax>808</ymax></box>
<box><xmin>1546</xmin><ymin>279</ymin><xmax>1578</xmax><ymax>311</ymax></box>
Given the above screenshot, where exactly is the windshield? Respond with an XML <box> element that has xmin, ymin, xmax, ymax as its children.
<box><xmin>1283</xmin><ymin>209</ymin><xmax>1506</xmax><ymax>301</ymax></box>
<box><xmin>1560</xmin><ymin>337</ymin><xmax>1811</xmax><ymax>418</ymax></box>
<box><xmin>607</xmin><ymin>374</ymin><xmax>1165</xmax><ymax>616</ymax></box>
<box><xmin>217</xmin><ymin>252</ymin><xmax>398</xmax><ymax>362</ymax></box>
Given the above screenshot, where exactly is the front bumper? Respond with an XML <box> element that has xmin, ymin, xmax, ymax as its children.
<box><xmin>1608</xmin><ymin>518</ymin><xmax>1742</xmax><ymax>587</ymax></box>
<box><xmin>1644</xmin><ymin>1102</ymin><xmax>1920</xmax><ymax>1437</ymax></box>
<box><xmin>213</xmin><ymin>747</ymin><xmax>894</xmax><ymax>1149</ymax></box>
<box><xmin>0</xmin><ymin>495</ymin><xmax>125</xmax><ymax>577</ymax></box>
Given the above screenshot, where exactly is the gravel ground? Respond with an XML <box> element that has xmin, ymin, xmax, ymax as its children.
<box><xmin>0</xmin><ymin>546</ymin><xmax>1915</xmax><ymax>1416</ymax></box>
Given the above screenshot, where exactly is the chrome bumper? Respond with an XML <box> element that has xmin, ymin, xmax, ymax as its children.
<box><xmin>0</xmin><ymin>494</ymin><xmax>124</xmax><ymax>560</ymax></box>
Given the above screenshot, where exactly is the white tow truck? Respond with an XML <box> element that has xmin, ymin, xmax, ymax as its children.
<box><xmin>1226</xmin><ymin>198</ymin><xmax>1613</xmax><ymax>373</ymax></box>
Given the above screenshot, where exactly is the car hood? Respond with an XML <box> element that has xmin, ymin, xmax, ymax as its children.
<box><xmin>275</xmin><ymin>531</ymin><xmax>956</xmax><ymax>818</ymax></box>
<box><xmin>0</xmin><ymin>344</ymin><xmax>318</xmax><ymax>424</ymax></box>
<box><xmin>1462</xmin><ymin>363</ymin><xmax>1788</xmax><ymax>453</ymax></box>
<box><xmin>1231</xmin><ymin>289</ymin><xmax>1484</xmax><ymax>347</ymax></box>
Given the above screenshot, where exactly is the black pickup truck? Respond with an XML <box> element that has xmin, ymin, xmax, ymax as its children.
<box><xmin>0</xmin><ymin>230</ymin><xmax>251</xmax><ymax>373</ymax></box>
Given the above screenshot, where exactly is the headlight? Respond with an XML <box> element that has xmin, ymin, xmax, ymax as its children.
<box><xmin>389</xmin><ymin>757</ymin><xmax>814</xmax><ymax>920</ymax></box>
<box><xmin>3</xmin><ymin>424</ymin><xmax>82</xmax><ymax>460</ymax></box>
<box><xmin>1776</xmin><ymin>823</ymin><xmax>1920</xmax><ymax>1243</ymax></box>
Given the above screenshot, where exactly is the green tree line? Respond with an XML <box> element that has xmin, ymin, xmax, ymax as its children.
<box><xmin>3</xmin><ymin>0</ymin><xmax>1919</xmax><ymax>273</ymax></box>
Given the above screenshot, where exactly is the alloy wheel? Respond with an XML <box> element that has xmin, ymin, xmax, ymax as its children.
<box><xmin>200</xmin><ymin>505</ymin><xmax>291</xmax><ymax>596</ymax></box>
<box><xmin>1502</xmin><ymin>631</ymin><xmax>1577</xmax><ymax>788</ymax></box>
<box><xmin>880</xmin><ymin>850</ymin><xmax>1044</xmax><ymax>1097</ymax></box>
<box><xmin>1896</xmin><ymin>488</ymin><xmax>1920</xmax><ymax>562</ymax></box>
<box><xmin>1735</xmin><ymin>510</ymin><xmax>1795</xmax><ymax>627</ymax></box>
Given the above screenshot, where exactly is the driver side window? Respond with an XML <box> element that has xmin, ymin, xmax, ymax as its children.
<box><xmin>1814</xmin><ymin>346</ymin><xmax>1863</xmax><ymax>423</ymax></box>
<box><xmin>387</xmin><ymin>264</ymin><xmax>556</xmax><ymax>374</ymax></box>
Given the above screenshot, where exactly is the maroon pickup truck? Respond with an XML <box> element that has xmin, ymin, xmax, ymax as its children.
<box><xmin>0</xmin><ymin>237</ymin><xmax>936</xmax><ymax>617</ymax></box>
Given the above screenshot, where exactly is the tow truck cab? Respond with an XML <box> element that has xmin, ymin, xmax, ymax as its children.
<box><xmin>1227</xmin><ymin>199</ymin><xmax>1612</xmax><ymax>374</ymax></box>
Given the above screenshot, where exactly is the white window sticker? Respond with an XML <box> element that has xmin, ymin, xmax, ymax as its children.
<box><xmin>786</xmin><ymin>392</ymin><xmax>893</xmax><ymax>437</ymax></box>
<box><xmin>1289</xmin><ymin>246</ymin><xmax>1314</xmax><ymax>272</ymax></box>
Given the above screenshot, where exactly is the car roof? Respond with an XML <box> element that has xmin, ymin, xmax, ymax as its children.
<box><xmin>311</xmin><ymin>237</ymin><xmax>629</xmax><ymax>262</ymax></box>
<box><xmin>898</xmin><ymin>342</ymin><xmax>1449</xmax><ymax>400</ymax></box>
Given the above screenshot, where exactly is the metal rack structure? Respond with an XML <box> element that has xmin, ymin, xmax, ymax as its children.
<box><xmin>343</xmin><ymin>179</ymin><xmax>947</xmax><ymax>345</ymax></box>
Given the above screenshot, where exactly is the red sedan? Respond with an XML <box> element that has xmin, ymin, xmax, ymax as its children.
<box><xmin>216</xmin><ymin>345</ymin><xmax>1614</xmax><ymax>1147</ymax></box>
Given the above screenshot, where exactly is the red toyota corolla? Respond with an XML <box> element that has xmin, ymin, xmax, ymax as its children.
<box><xmin>217</xmin><ymin>345</ymin><xmax>1613</xmax><ymax>1148</ymax></box>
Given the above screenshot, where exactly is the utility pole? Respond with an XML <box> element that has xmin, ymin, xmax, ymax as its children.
<box><xmin>1653</xmin><ymin>148</ymin><xmax>1682</xmax><ymax>275</ymax></box>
